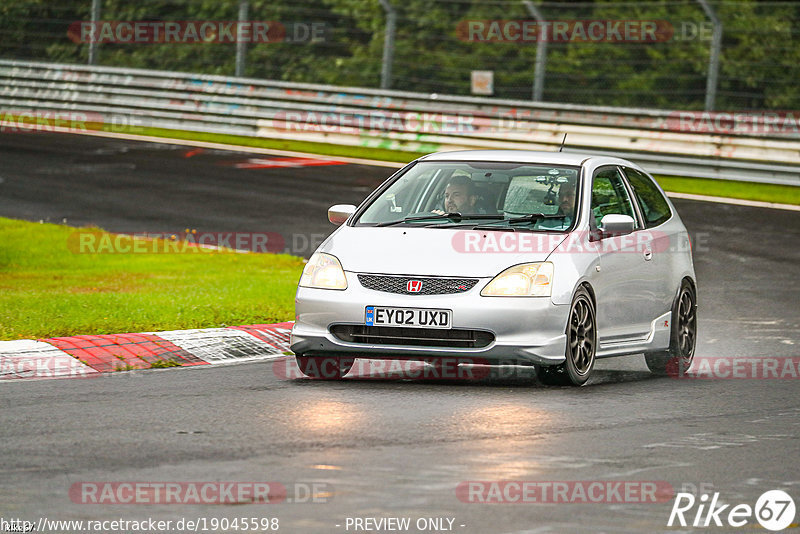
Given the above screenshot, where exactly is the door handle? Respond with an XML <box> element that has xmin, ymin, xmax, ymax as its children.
<box><xmin>643</xmin><ymin>249</ymin><xmax>653</xmax><ymax>261</ymax></box>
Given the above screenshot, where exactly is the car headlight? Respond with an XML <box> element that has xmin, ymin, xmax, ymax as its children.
<box><xmin>299</xmin><ymin>252</ymin><xmax>348</xmax><ymax>290</ymax></box>
<box><xmin>481</xmin><ymin>262</ymin><xmax>553</xmax><ymax>297</ymax></box>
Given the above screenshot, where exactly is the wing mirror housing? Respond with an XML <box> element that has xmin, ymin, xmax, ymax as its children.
<box><xmin>328</xmin><ymin>204</ymin><xmax>357</xmax><ymax>225</ymax></box>
<box><xmin>595</xmin><ymin>214</ymin><xmax>635</xmax><ymax>239</ymax></box>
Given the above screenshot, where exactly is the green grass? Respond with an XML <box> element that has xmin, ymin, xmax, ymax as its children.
<box><xmin>149</xmin><ymin>359</ymin><xmax>183</xmax><ymax>369</ymax></box>
<box><xmin>652</xmin><ymin>175</ymin><xmax>800</xmax><ymax>205</ymax></box>
<box><xmin>0</xmin><ymin>218</ymin><xmax>304</xmax><ymax>340</ymax></box>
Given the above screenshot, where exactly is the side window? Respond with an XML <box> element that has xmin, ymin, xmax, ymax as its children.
<box><xmin>591</xmin><ymin>167</ymin><xmax>637</xmax><ymax>228</ymax></box>
<box><xmin>624</xmin><ymin>168</ymin><xmax>672</xmax><ymax>227</ymax></box>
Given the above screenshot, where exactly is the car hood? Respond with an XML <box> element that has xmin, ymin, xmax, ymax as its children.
<box><xmin>319</xmin><ymin>226</ymin><xmax>568</xmax><ymax>278</ymax></box>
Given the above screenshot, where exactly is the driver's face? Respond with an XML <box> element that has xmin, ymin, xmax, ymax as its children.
<box><xmin>444</xmin><ymin>184</ymin><xmax>475</xmax><ymax>213</ymax></box>
<box><xmin>559</xmin><ymin>189</ymin><xmax>575</xmax><ymax>212</ymax></box>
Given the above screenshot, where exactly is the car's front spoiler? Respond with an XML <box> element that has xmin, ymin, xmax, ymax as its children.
<box><xmin>290</xmin><ymin>328</ymin><xmax>567</xmax><ymax>366</ymax></box>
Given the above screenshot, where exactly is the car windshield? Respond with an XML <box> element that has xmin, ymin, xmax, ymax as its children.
<box><xmin>356</xmin><ymin>161</ymin><xmax>580</xmax><ymax>231</ymax></box>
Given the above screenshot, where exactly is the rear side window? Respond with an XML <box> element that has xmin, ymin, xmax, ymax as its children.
<box><xmin>624</xmin><ymin>168</ymin><xmax>672</xmax><ymax>227</ymax></box>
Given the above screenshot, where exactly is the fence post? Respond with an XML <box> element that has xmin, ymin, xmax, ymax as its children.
<box><xmin>696</xmin><ymin>0</ymin><xmax>722</xmax><ymax>111</ymax></box>
<box><xmin>236</xmin><ymin>0</ymin><xmax>249</xmax><ymax>77</ymax></box>
<box><xmin>378</xmin><ymin>0</ymin><xmax>396</xmax><ymax>89</ymax></box>
<box><xmin>88</xmin><ymin>0</ymin><xmax>101</xmax><ymax>65</ymax></box>
<box><xmin>522</xmin><ymin>1</ymin><xmax>548</xmax><ymax>102</ymax></box>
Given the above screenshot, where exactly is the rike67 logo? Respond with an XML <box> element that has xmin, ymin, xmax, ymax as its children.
<box><xmin>668</xmin><ymin>489</ymin><xmax>795</xmax><ymax>531</ymax></box>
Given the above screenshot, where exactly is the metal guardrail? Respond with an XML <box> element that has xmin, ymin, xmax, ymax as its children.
<box><xmin>1</xmin><ymin>59</ymin><xmax>799</xmax><ymax>186</ymax></box>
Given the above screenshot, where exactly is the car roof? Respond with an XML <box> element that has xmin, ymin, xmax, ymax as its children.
<box><xmin>417</xmin><ymin>150</ymin><xmax>631</xmax><ymax>167</ymax></box>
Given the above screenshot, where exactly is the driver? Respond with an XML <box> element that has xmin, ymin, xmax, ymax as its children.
<box><xmin>556</xmin><ymin>183</ymin><xmax>576</xmax><ymax>216</ymax></box>
<box><xmin>434</xmin><ymin>175</ymin><xmax>484</xmax><ymax>214</ymax></box>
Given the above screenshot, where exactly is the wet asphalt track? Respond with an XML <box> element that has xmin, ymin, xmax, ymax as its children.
<box><xmin>1</xmin><ymin>132</ymin><xmax>799</xmax><ymax>533</ymax></box>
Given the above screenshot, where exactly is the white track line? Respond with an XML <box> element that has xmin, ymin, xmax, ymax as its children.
<box><xmin>666</xmin><ymin>191</ymin><xmax>800</xmax><ymax>211</ymax></box>
<box><xmin>154</xmin><ymin>328</ymin><xmax>287</xmax><ymax>364</ymax></box>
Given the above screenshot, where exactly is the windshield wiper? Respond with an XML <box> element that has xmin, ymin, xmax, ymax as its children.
<box><xmin>507</xmin><ymin>213</ymin><xmax>568</xmax><ymax>223</ymax></box>
<box><xmin>471</xmin><ymin>213</ymin><xmax>568</xmax><ymax>227</ymax></box>
<box><xmin>464</xmin><ymin>213</ymin><xmax>569</xmax><ymax>231</ymax></box>
<box><xmin>375</xmin><ymin>213</ymin><xmax>505</xmax><ymax>227</ymax></box>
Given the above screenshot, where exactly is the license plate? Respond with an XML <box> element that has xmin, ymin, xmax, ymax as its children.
<box><xmin>365</xmin><ymin>306</ymin><xmax>452</xmax><ymax>329</ymax></box>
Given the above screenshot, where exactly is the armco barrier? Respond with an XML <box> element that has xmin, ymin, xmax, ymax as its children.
<box><xmin>1</xmin><ymin>59</ymin><xmax>799</xmax><ymax>185</ymax></box>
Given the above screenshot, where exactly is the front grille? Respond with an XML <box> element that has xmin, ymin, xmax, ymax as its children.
<box><xmin>357</xmin><ymin>274</ymin><xmax>479</xmax><ymax>295</ymax></box>
<box><xmin>330</xmin><ymin>325</ymin><xmax>494</xmax><ymax>349</ymax></box>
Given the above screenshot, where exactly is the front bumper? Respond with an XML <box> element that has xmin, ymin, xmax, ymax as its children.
<box><xmin>290</xmin><ymin>272</ymin><xmax>570</xmax><ymax>365</ymax></box>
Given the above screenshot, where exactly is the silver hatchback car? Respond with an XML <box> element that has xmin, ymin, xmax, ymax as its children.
<box><xmin>290</xmin><ymin>150</ymin><xmax>697</xmax><ymax>385</ymax></box>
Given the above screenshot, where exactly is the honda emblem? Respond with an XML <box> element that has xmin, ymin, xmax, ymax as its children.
<box><xmin>406</xmin><ymin>280</ymin><xmax>423</xmax><ymax>293</ymax></box>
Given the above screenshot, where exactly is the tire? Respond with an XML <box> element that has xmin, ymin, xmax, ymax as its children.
<box><xmin>536</xmin><ymin>286</ymin><xmax>596</xmax><ymax>386</ymax></box>
<box><xmin>295</xmin><ymin>355</ymin><xmax>354</xmax><ymax>379</ymax></box>
<box><xmin>645</xmin><ymin>280</ymin><xmax>697</xmax><ymax>376</ymax></box>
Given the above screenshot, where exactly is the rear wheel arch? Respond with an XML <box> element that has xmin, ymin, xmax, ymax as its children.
<box><xmin>646</xmin><ymin>278</ymin><xmax>697</xmax><ymax>376</ymax></box>
<box><xmin>670</xmin><ymin>276</ymin><xmax>697</xmax><ymax>317</ymax></box>
<box><xmin>579</xmin><ymin>282</ymin><xmax>596</xmax><ymax>307</ymax></box>
<box><xmin>683</xmin><ymin>276</ymin><xmax>697</xmax><ymax>299</ymax></box>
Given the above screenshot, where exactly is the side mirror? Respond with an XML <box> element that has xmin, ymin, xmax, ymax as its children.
<box><xmin>598</xmin><ymin>214</ymin><xmax>635</xmax><ymax>238</ymax></box>
<box><xmin>328</xmin><ymin>204</ymin><xmax>356</xmax><ymax>225</ymax></box>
